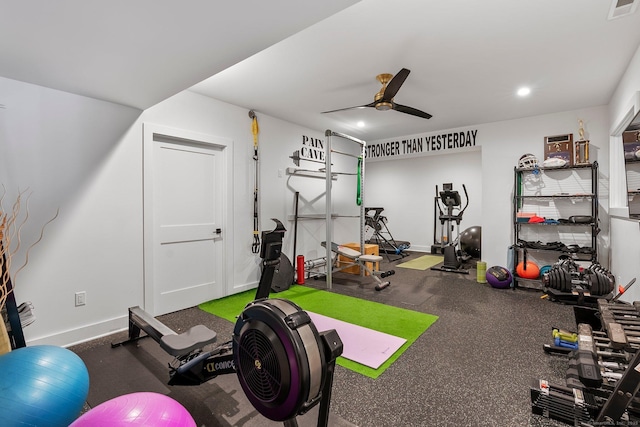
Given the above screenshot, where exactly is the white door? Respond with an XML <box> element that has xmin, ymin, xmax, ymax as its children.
<box><xmin>143</xmin><ymin>124</ymin><xmax>231</xmax><ymax>316</ymax></box>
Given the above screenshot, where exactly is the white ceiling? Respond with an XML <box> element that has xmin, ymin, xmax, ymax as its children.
<box><xmin>191</xmin><ymin>0</ymin><xmax>640</xmax><ymax>141</ymax></box>
<box><xmin>2</xmin><ymin>0</ymin><xmax>640</xmax><ymax>141</ymax></box>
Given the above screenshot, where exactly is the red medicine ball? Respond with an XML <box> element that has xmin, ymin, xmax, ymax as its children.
<box><xmin>516</xmin><ymin>261</ymin><xmax>540</xmax><ymax>279</ymax></box>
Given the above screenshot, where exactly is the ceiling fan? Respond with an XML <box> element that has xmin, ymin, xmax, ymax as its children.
<box><xmin>322</xmin><ymin>68</ymin><xmax>432</xmax><ymax>119</ymax></box>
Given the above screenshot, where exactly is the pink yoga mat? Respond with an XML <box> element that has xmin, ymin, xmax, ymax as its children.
<box><xmin>308</xmin><ymin>312</ymin><xmax>406</xmax><ymax>369</ymax></box>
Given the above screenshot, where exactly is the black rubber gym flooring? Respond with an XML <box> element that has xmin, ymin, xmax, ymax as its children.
<box><xmin>70</xmin><ymin>252</ymin><xmax>572</xmax><ymax>426</ymax></box>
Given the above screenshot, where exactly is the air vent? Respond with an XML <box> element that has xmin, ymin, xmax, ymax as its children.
<box><xmin>608</xmin><ymin>0</ymin><xmax>638</xmax><ymax>19</ymax></box>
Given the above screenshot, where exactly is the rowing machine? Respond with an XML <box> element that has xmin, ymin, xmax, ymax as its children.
<box><xmin>112</xmin><ymin>219</ymin><xmax>344</xmax><ymax>427</ymax></box>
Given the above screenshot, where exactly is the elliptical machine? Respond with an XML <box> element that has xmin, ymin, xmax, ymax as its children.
<box><xmin>430</xmin><ymin>183</ymin><xmax>470</xmax><ymax>274</ymax></box>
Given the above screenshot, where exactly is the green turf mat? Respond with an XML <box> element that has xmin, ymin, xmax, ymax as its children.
<box><xmin>397</xmin><ymin>254</ymin><xmax>444</xmax><ymax>270</ymax></box>
<box><xmin>199</xmin><ymin>285</ymin><xmax>438</xmax><ymax>379</ymax></box>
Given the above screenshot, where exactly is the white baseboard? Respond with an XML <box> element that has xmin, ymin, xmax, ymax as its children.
<box><xmin>231</xmin><ymin>281</ymin><xmax>258</xmax><ymax>294</ymax></box>
<box><xmin>26</xmin><ymin>282</ymin><xmax>263</xmax><ymax>349</ymax></box>
<box><xmin>26</xmin><ymin>315</ymin><xmax>128</xmax><ymax>348</ymax></box>
<box><xmin>404</xmin><ymin>245</ymin><xmax>430</xmax><ymax>253</ymax></box>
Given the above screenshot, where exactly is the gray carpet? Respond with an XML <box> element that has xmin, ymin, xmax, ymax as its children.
<box><xmin>322</xmin><ymin>269</ymin><xmax>436</xmax><ymax>307</ymax></box>
<box><xmin>80</xmin><ymin>338</ymin><xmax>170</xmax><ymax>405</ymax></box>
<box><xmin>307</xmin><ymin>253</ymin><xmax>571</xmax><ymax>426</ymax></box>
<box><xmin>71</xmin><ymin>252</ymin><xmax>572</xmax><ymax>426</ymax></box>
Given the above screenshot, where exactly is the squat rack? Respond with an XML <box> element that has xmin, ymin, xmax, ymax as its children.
<box><xmin>324</xmin><ymin>130</ymin><xmax>366</xmax><ymax>290</ymax></box>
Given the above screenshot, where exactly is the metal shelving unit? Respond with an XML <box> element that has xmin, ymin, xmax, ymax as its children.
<box><xmin>513</xmin><ymin>161</ymin><xmax>599</xmax><ymax>289</ymax></box>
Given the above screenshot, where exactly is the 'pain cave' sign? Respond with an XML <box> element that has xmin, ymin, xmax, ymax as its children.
<box><xmin>366</xmin><ymin>129</ymin><xmax>478</xmax><ymax>159</ymax></box>
<box><xmin>299</xmin><ymin>135</ymin><xmax>325</xmax><ymax>162</ymax></box>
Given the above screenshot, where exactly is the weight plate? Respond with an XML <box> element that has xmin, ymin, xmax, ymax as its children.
<box><xmin>603</xmin><ymin>272</ymin><xmax>614</xmax><ymax>295</ymax></box>
<box><xmin>549</xmin><ymin>268</ymin><xmax>557</xmax><ymax>289</ymax></box>
<box><xmin>588</xmin><ymin>272</ymin><xmax>600</xmax><ymax>295</ymax></box>
<box><xmin>551</xmin><ymin>268</ymin><xmax>559</xmax><ymax>290</ymax></box>
<box><xmin>552</xmin><ymin>269</ymin><xmax>559</xmax><ymax>291</ymax></box>
<box><xmin>597</xmin><ymin>272</ymin><xmax>607</xmax><ymax>296</ymax></box>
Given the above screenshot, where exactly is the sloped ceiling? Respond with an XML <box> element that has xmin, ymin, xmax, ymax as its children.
<box><xmin>0</xmin><ymin>0</ymin><xmax>360</xmax><ymax>109</ymax></box>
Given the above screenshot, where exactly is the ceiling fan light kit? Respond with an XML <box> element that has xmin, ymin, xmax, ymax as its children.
<box><xmin>322</xmin><ymin>68</ymin><xmax>432</xmax><ymax>119</ymax></box>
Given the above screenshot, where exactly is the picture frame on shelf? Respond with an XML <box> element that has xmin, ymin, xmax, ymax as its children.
<box><xmin>544</xmin><ymin>133</ymin><xmax>573</xmax><ymax>166</ymax></box>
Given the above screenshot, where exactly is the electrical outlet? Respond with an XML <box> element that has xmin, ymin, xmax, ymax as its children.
<box><xmin>75</xmin><ymin>291</ymin><xmax>86</xmax><ymax>307</ymax></box>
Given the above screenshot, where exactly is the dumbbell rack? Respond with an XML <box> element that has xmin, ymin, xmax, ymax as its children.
<box><xmin>531</xmin><ymin>299</ymin><xmax>640</xmax><ymax>425</ymax></box>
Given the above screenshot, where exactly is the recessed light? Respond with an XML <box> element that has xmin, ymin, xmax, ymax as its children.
<box><xmin>517</xmin><ymin>87</ymin><xmax>531</xmax><ymax>97</ymax></box>
<box><xmin>357</xmin><ymin>121</ymin><xmax>365</xmax><ymax>128</ymax></box>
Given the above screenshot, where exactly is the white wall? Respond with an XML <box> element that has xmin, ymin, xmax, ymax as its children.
<box><xmin>368</xmin><ymin>105</ymin><xmax>610</xmax><ymax>269</ymax></box>
<box><xmin>366</xmin><ymin>148</ymin><xmax>482</xmax><ymax>253</ymax></box>
<box><xmin>608</xmin><ymin>44</ymin><xmax>640</xmax><ymax>303</ymax></box>
<box><xmin>0</xmin><ymin>76</ymin><xmax>332</xmax><ymax>347</ymax></box>
<box><xmin>0</xmin><ymin>76</ymin><xmax>143</xmax><ymax>346</ymax></box>
<box><xmin>268</xmin><ymin>131</ymin><xmax>367</xmax><ymax>264</ymax></box>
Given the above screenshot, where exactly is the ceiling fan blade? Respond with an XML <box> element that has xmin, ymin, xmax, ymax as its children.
<box><xmin>382</xmin><ymin>68</ymin><xmax>410</xmax><ymax>101</ymax></box>
<box><xmin>393</xmin><ymin>102</ymin><xmax>432</xmax><ymax>119</ymax></box>
<box><xmin>321</xmin><ymin>102</ymin><xmax>376</xmax><ymax>114</ymax></box>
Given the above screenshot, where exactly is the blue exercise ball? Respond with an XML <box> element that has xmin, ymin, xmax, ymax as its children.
<box><xmin>0</xmin><ymin>345</ymin><xmax>90</xmax><ymax>427</ymax></box>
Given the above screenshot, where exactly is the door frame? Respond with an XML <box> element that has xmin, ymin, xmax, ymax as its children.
<box><xmin>143</xmin><ymin>123</ymin><xmax>234</xmax><ymax>315</ymax></box>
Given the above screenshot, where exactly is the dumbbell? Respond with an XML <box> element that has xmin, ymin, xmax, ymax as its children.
<box><xmin>380</xmin><ymin>270</ymin><xmax>395</xmax><ymax>278</ymax></box>
<box><xmin>587</xmin><ymin>264</ymin><xmax>616</xmax><ymax>295</ymax></box>
<box><xmin>554</xmin><ymin>337</ymin><xmax>578</xmax><ymax>349</ymax></box>
<box><xmin>543</xmin><ymin>265</ymin><xmax>573</xmax><ymax>292</ymax></box>
<box><xmin>553</xmin><ymin>328</ymin><xmax>578</xmax><ymax>342</ymax></box>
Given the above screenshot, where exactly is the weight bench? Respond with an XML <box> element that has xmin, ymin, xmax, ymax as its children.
<box><xmin>112</xmin><ymin>306</ymin><xmax>218</xmax><ymax>359</ymax></box>
<box><xmin>322</xmin><ymin>241</ymin><xmax>395</xmax><ymax>291</ymax></box>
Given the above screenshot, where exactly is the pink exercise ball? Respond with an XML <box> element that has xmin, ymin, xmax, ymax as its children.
<box><xmin>70</xmin><ymin>392</ymin><xmax>196</xmax><ymax>427</ymax></box>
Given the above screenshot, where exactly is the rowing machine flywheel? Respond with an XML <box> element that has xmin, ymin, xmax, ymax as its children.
<box><xmin>233</xmin><ymin>298</ymin><xmax>325</xmax><ymax>422</ymax></box>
